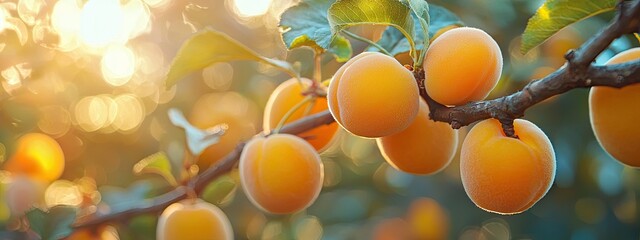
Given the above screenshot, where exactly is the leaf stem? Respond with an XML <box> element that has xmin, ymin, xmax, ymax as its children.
<box><xmin>343</xmin><ymin>30</ymin><xmax>392</xmax><ymax>56</ymax></box>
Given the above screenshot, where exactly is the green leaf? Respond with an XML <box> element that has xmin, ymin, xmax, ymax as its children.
<box><xmin>26</xmin><ymin>206</ymin><xmax>77</xmax><ymax>240</ymax></box>
<box><xmin>201</xmin><ymin>174</ymin><xmax>237</xmax><ymax>205</ymax></box>
<box><xmin>99</xmin><ymin>180</ymin><xmax>155</xmax><ymax>213</ymax></box>
<box><xmin>405</xmin><ymin>0</ymin><xmax>430</xmax><ymax>40</ymax></box>
<box><xmin>521</xmin><ymin>0</ymin><xmax>617</xmax><ymax>54</ymax></box>
<box><xmin>133</xmin><ymin>152</ymin><xmax>178</xmax><ymax>186</ymax></box>
<box><xmin>328</xmin><ymin>0</ymin><xmax>415</xmax><ymax>55</ymax></box>
<box><xmin>428</xmin><ymin>4</ymin><xmax>464</xmax><ymax>39</ymax></box>
<box><xmin>280</xmin><ymin>0</ymin><xmax>352</xmax><ymax>62</ymax></box>
<box><xmin>369</xmin><ymin>4</ymin><xmax>462</xmax><ymax>56</ymax></box>
<box><xmin>165</xmin><ymin>28</ymin><xmax>298</xmax><ymax>88</ymax></box>
<box><xmin>168</xmin><ymin>108</ymin><xmax>227</xmax><ymax>156</ymax></box>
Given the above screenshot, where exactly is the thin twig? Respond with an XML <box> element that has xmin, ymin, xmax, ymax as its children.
<box><xmin>343</xmin><ymin>30</ymin><xmax>392</xmax><ymax>56</ymax></box>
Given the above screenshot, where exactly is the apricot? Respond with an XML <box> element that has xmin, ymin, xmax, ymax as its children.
<box><xmin>263</xmin><ymin>78</ymin><xmax>339</xmax><ymax>151</ymax></box>
<box><xmin>328</xmin><ymin>52</ymin><xmax>419</xmax><ymax>138</ymax></box>
<box><xmin>406</xmin><ymin>198</ymin><xmax>450</xmax><ymax>240</ymax></box>
<box><xmin>423</xmin><ymin>27</ymin><xmax>503</xmax><ymax>106</ymax></box>
<box><xmin>157</xmin><ymin>199</ymin><xmax>233</xmax><ymax>240</ymax></box>
<box><xmin>189</xmin><ymin>92</ymin><xmax>258</xmax><ymax>169</ymax></box>
<box><xmin>3</xmin><ymin>133</ymin><xmax>65</xmax><ymax>182</ymax></box>
<box><xmin>589</xmin><ymin>48</ymin><xmax>640</xmax><ymax>167</ymax></box>
<box><xmin>239</xmin><ymin>134</ymin><xmax>323</xmax><ymax>214</ymax></box>
<box><xmin>376</xmin><ymin>99</ymin><xmax>458</xmax><ymax>175</ymax></box>
<box><xmin>460</xmin><ymin>119</ymin><xmax>555</xmax><ymax>214</ymax></box>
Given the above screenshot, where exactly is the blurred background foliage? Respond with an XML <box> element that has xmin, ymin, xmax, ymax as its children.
<box><xmin>0</xmin><ymin>0</ymin><xmax>639</xmax><ymax>239</ymax></box>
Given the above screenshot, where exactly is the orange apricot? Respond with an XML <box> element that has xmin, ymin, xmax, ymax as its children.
<box><xmin>376</xmin><ymin>99</ymin><xmax>458</xmax><ymax>175</ymax></box>
<box><xmin>328</xmin><ymin>52</ymin><xmax>419</xmax><ymax>138</ymax></box>
<box><xmin>406</xmin><ymin>198</ymin><xmax>450</xmax><ymax>240</ymax></box>
<box><xmin>460</xmin><ymin>119</ymin><xmax>555</xmax><ymax>214</ymax></box>
<box><xmin>423</xmin><ymin>27</ymin><xmax>503</xmax><ymax>106</ymax></box>
<box><xmin>3</xmin><ymin>133</ymin><xmax>65</xmax><ymax>182</ymax></box>
<box><xmin>589</xmin><ymin>48</ymin><xmax>640</xmax><ymax>167</ymax></box>
<box><xmin>189</xmin><ymin>92</ymin><xmax>258</xmax><ymax>169</ymax></box>
<box><xmin>263</xmin><ymin>78</ymin><xmax>339</xmax><ymax>151</ymax></box>
<box><xmin>239</xmin><ymin>134</ymin><xmax>323</xmax><ymax>214</ymax></box>
<box><xmin>157</xmin><ymin>199</ymin><xmax>233</xmax><ymax>240</ymax></box>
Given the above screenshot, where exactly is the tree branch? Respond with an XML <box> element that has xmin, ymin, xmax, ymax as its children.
<box><xmin>72</xmin><ymin>111</ymin><xmax>335</xmax><ymax>230</ymax></box>
<box><xmin>422</xmin><ymin>0</ymin><xmax>640</xmax><ymax>137</ymax></box>
<box><xmin>73</xmin><ymin>0</ymin><xmax>640</xmax><ymax>231</ymax></box>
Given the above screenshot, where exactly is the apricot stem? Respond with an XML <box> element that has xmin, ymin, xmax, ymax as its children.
<box><xmin>343</xmin><ymin>30</ymin><xmax>392</xmax><ymax>56</ymax></box>
<box><xmin>274</xmin><ymin>96</ymin><xmax>314</xmax><ymax>134</ymax></box>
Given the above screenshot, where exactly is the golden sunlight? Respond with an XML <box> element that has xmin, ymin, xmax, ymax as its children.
<box><xmin>101</xmin><ymin>45</ymin><xmax>136</xmax><ymax>87</ymax></box>
<box><xmin>232</xmin><ymin>0</ymin><xmax>272</xmax><ymax>17</ymax></box>
<box><xmin>80</xmin><ymin>0</ymin><xmax>125</xmax><ymax>47</ymax></box>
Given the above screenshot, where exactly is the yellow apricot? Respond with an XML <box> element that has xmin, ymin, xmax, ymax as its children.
<box><xmin>406</xmin><ymin>198</ymin><xmax>450</xmax><ymax>240</ymax></box>
<box><xmin>239</xmin><ymin>134</ymin><xmax>323</xmax><ymax>214</ymax></box>
<box><xmin>263</xmin><ymin>78</ymin><xmax>339</xmax><ymax>151</ymax></box>
<box><xmin>3</xmin><ymin>133</ymin><xmax>65</xmax><ymax>182</ymax></box>
<box><xmin>423</xmin><ymin>27</ymin><xmax>503</xmax><ymax>106</ymax></box>
<box><xmin>376</xmin><ymin>99</ymin><xmax>458</xmax><ymax>175</ymax></box>
<box><xmin>328</xmin><ymin>52</ymin><xmax>419</xmax><ymax>138</ymax></box>
<box><xmin>460</xmin><ymin>119</ymin><xmax>555</xmax><ymax>214</ymax></box>
<box><xmin>589</xmin><ymin>48</ymin><xmax>640</xmax><ymax>167</ymax></box>
<box><xmin>157</xmin><ymin>199</ymin><xmax>233</xmax><ymax>240</ymax></box>
<box><xmin>189</xmin><ymin>92</ymin><xmax>258</xmax><ymax>169</ymax></box>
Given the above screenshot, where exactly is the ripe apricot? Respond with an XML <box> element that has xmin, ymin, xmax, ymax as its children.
<box><xmin>263</xmin><ymin>78</ymin><xmax>339</xmax><ymax>151</ymax></box>
<box><xmin>189</xmin><ymin>92</ymin><xmax>258</xmax><ymax>169</ymax></box>
<box><xmin>157</xmin><ymin>199</ymin><xmax>233</xmax><ymax>240</ymax></box>
<box><xmin>376</xmin><ymin>99</ymin><xmax>458</xmax><ymax>175</ymax></box>
<box><xmin>328</xmin><ymin>52</ymin><xmax>419</xmax><ymax>138</ymax></box>
<box><xmin>423</xmin><ymin>27</ymin><xmax>503</xmax><ymax>106</ymax></box>
<box><xmin>460</xmin><ymin>119</ymin><xmax>555</xmax><ymax>214</ymax></box>
<box><xmin>589</xmin><ymin>48</ymin><xmax>640</xmax><ymax>167</ymax></box>
<box><xmin>406</xmin><ymin>198</ymin><xmax>450</xmax><ymax>240</ymax></box>
<box><xmin>239</xmin><ymin>134</ymin><xmax>323</xmax><ymax>214</ymax></box>
<box><xmin>3</xmin><ymin>133</ymin><xmax>65</xmax><ymax>182</ymax></box>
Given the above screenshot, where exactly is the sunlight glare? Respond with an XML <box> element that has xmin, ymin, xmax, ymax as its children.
<box><xmin>101</xmin><ymin>45</ymin><xmax>136</xmax><ymax>86</ymax></box>
<box><xmin>232</xmin><ymin>0</ymin><xmax>272</xmax><ymax>17</ymax></box>
<box><xmin>0</xmin><ymin>8</ymin><xmax>6</xmax><ymax>32</ymax></box>
<box><xmin>80</xmin><ymin>0</ymin><xmax>125</xmax><ymax>47</ymax></box>
<box><xmin>51</xmin><ymin>0</ymin><xmax>82</xmax><ymax>51</ymax></box>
